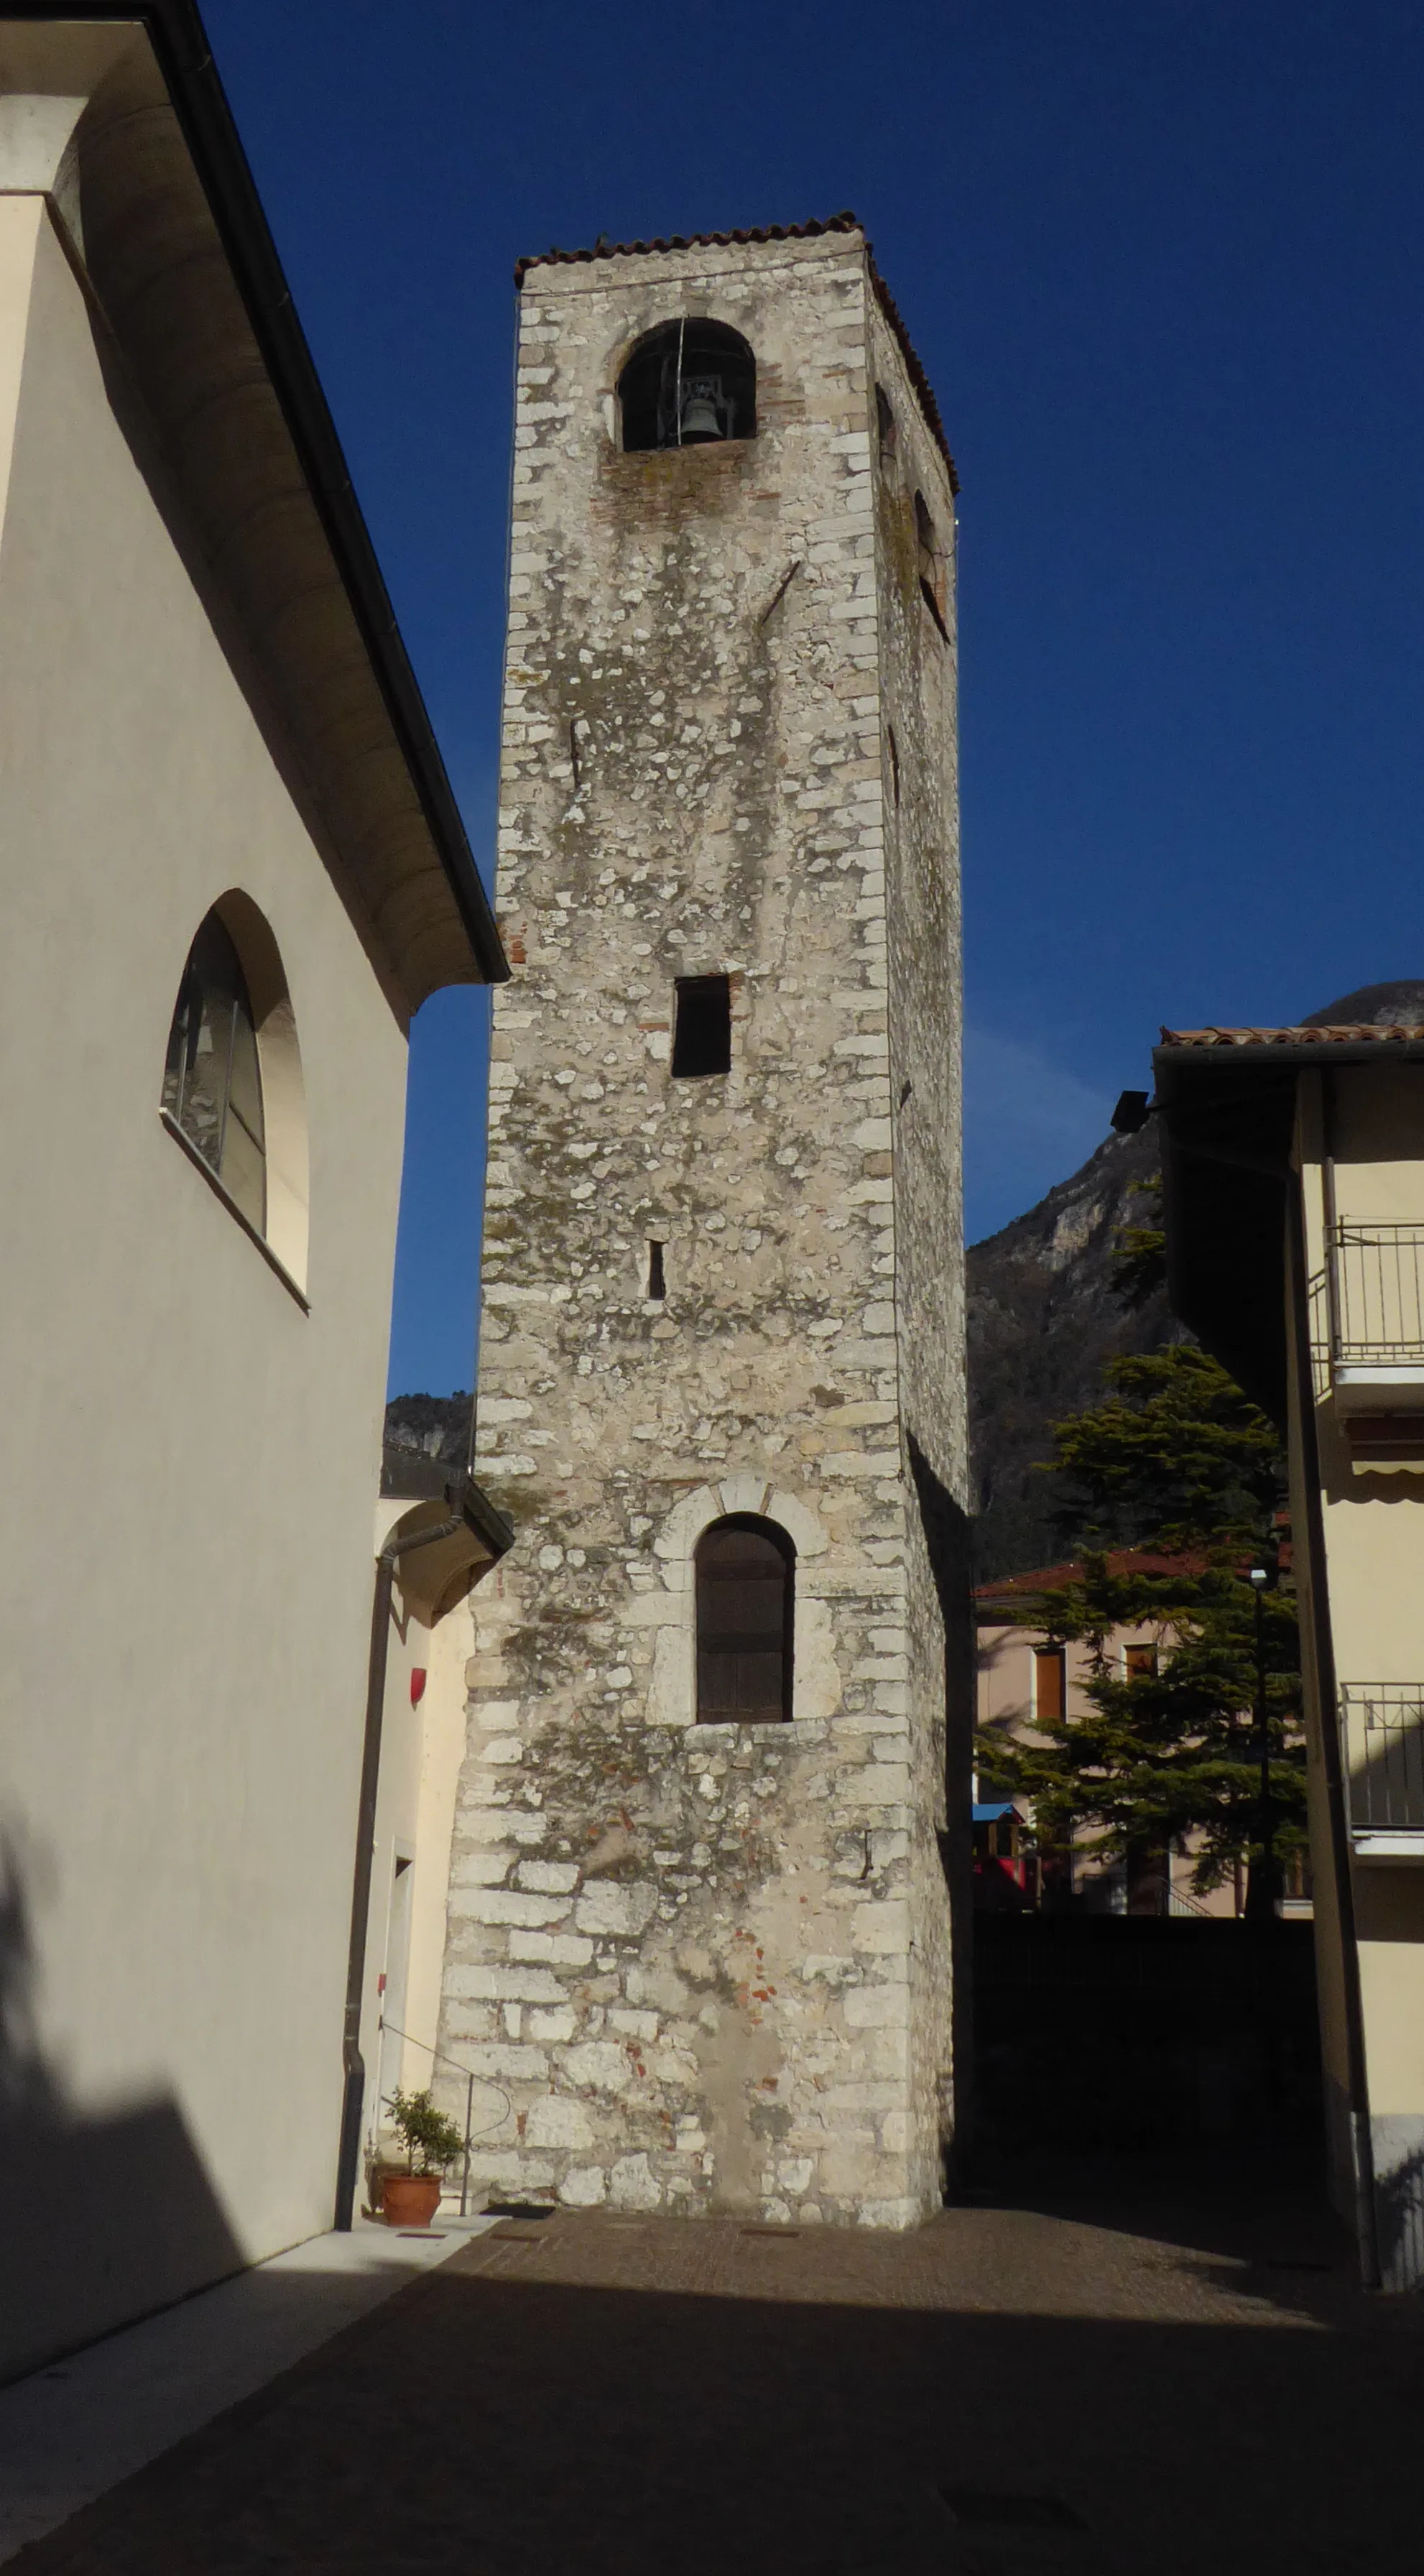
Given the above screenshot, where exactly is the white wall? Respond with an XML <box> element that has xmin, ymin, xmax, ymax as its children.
<box><xmin>0</xmin><ymin>202</ymin><xmax>410</xmax><ymax>2376</ymax></box>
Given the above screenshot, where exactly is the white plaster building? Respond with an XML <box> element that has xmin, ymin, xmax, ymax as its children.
<box><xmin>1157</xmin><ymin>987</ymin><xmax>1424</xmax><ymax>2286</ymax></box>
<box><xmin>0</xmin><ymin>5</ymin><xmax>506</xmax><ymax>2378</ymax></box>
<box><xmin>439</xmin><ymin>218</ymin><xmax>970</xmax><ymax>2226</ymax></box>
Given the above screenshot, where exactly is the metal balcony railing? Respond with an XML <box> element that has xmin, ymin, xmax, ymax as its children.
<box><xmin>1339</xmin><ymin>1684</ymin><xmax>1424</xmax><ymax>1837</ymax></box>
<box><xmin>1330</xmin><ymin>1224</ymin><xmax>1424</xmax><ymax>1370</ymax></box>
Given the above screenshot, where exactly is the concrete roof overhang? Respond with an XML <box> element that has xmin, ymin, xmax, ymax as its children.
<box><xmin>376</xmin><ymin>1477</ymin><xmax>514</xmax><ymax>1625</ymax></box>
<box><xmin>0</xmin><ymin>3</ymin><xmax>507</xmax><ymax>1014</ymax></box>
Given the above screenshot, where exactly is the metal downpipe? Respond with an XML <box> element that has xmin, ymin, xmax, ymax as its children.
<box><xmin>333</xmin><ymin>1505</ymin><xmax>463</xmax><ymax>2232</ymax></box>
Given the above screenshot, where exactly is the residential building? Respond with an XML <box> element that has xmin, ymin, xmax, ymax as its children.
<box><xmin>356</xmin><ymin>1442</ymin><xmax>513</xmax><ymax>2215</ymax></box>
<box><xmin>0</xmin><ymin>4</ymin><xmax>505</xmax><ymax>2379</ymax></box>
<box><xmin>440</xmin><ymin>218</ymin><xmax>970</xmax><ymax>2227</ymax></box>
<box><xmin>975</xmin><ymin>1558</ymin><xmax>1248</xmax><ymax>1918</ymax></box>
<box><xmin>1152</xmin><ymin>981</ymin><xmax>1424</xmax><ymax>2286</ymax></box>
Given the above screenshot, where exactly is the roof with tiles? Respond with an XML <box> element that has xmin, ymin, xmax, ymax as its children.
<box><xmin>1160</xmin><ymin>1023</ymin><xmax>1424</xmax><ymax>1048</ymax></box>
<box><xmin>976</xmin><ymin>1549</ymin><xmax>1198</xmax><ymax>1606</ymax></box>
<box><xmin>976</xmin><ymin>1538</ymin><xmax>1290</xmax><ymax>1614</ymax></box>
<box><xmin>514</xmin><ymin>213</ymin><xmax>959</xmax><ymax>494</ymax></box>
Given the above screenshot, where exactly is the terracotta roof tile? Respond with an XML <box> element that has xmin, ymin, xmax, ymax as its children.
<box><xmin>514</xmin><ymin>214</ymin><xmax>959</xmax><ymax>494</ymax></box>
<box><xmin>976</xmin><ymin>1548</ymin><xmax>1193</xmax><ymax>1603</ymax></box>
<box><xmin>1160</xmin><ymin>1022</ymin><xmax>1424</xmax><ymax>1048</ymax></box>
<box><xmin>976</xmin><ymin>1536</ymin><xmax>1290</xmax><ymax>1609</ymax></box>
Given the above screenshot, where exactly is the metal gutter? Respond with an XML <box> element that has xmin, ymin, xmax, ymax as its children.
<box><xmin>7</xmin><ymin>0</ymin><xmax>507</xmax><ymax>985</ymax></box>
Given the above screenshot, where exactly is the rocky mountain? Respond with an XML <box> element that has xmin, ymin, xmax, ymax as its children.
<box><xmin>966</xmin><ymin>1125</ymin><xmax>1178</xmax><ymax>1581</ymax></box>
<box><xmin>962</xmin><ymin>973</ymin><xmax>1424</xmax><ymax>1581</ymax></box>
<box><xmin>382</xmin><ymin>1390</ymin><xmax>472</xmax><ymax>1496</ymax></box>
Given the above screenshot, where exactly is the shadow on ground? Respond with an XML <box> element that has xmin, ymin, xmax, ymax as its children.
<box><xmin>965</xmin><ymin>2136</ymin><xmax>1349</xmax><ymax>2290</ymax></box>
<box><xmin>11</xmin><ymin>2190</ymin><xmax>1423</xmax><ymax>2576</ymax></box>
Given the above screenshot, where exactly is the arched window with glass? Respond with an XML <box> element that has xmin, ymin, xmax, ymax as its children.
<box><xmin>161</xmin><ymin>910</ymin><xmax>267</xmax><ymax>1230</ymax></box>
<box><xmin>159</xmin><ymin>895</ymin><xmax>310</xmax><ymax>1291</ymax></box>
<box><xmin>695</xmin><ymin>1515</ymin><xmax>795</xmax><ymax>1722</ymax></box>
<box><xmin>617</xmin><ymin>320</ymin><xmax>757</xmax><ymax>453</ymax></box>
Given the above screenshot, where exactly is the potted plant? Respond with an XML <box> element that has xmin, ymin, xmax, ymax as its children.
<box><xmin>381</xmin><ymin>2087</ymin><xmax>464</xmax><ymax>2228</ymax></box>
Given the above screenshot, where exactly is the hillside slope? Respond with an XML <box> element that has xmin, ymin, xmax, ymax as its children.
<box><xmin>966</xmin><ymin>1125</ymin><xmax>1177</xmax><ymax>1579</ymax></box>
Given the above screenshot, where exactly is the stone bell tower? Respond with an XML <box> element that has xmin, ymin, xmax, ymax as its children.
<box><xmin>439</xmin><ymin>215</ymin><xmax>968</xmax><ymax>2227</ymax></box>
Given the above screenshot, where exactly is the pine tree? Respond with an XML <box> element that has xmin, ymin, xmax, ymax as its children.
<box><xmin>977</xmin><ymin>1341</ymin><xmax>1306</xmax><ymax>1911</ymax></box>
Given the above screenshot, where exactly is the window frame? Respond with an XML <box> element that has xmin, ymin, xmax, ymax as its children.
<box><xmin>1032</xmin><ymin>1645</ymin><xmax>1067</xmax><ymax>1724</ymax></box>
<box><xmin>162</xmin><ymin>910</ymin><xmax>267</xmax><ymax>1232</ymax></box>
<box><xmin>158</xmin><ymin>894</ymin><xmax>310</xmax><ymax>1307</ymax></box>
<box><xmin>694</xmin><ymin>1513</ymin><xmax>795</xmax><ymax>1725</ymax></box>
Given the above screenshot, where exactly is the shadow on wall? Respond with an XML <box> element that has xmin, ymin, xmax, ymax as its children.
<box><xmin>973</xmin><ymin>1917</ymin><xmax>1323</xmax><ymax>2164</ymax></box>
<box><xmin>1373</xmin><ymin>2127</ymin><xmax>1424</xmax><ymax>2295</ymax></box>
<box><xmin>0</xmin><ymin>1829</ymin><xmax>243</xmax><ymax>2387</ymax></box>
<box><xmin>906</xmin><ymin>1435</ymin><xmax>976</xmax><ymax>2176</ymax></box>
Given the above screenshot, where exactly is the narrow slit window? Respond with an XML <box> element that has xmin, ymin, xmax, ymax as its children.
<box><xmin>915</xmin><ymin>490</ymin><xmax>949</xmax><ymax>639</ymax></box>
<box><xmin>887</xmin><ymin>724</ymin><xmax>900</xmax><ymax>808</ymax></box>
<box><xmin>1033</xmin><ymin>1647</ymin><xmax>1066</xmax><ymax>1724</ymax></box>
<box><xmin>875</xmin><ymin>384</ymin><xmax>897</xmax><ymax>466</ymax></box>
<box><xmin>695</xmin><ymin>1515</ymin><xmax>795</xmax><ymax>1722</ymax></box>
<box><xmin>671</xmin><ymin>974</ymin><xmax>731</xmax><ymax>1079</ymax></box>
<box><xmin>647</xmin><ymin>1240</ymin><xmax>666</xmax><ymax>1301</ymax></box>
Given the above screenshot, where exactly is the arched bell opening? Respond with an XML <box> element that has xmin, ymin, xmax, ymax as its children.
<box><xmin>617</xmin><ymin>319</ymin><xmax>757</xmax><ymax>453</ymax></box>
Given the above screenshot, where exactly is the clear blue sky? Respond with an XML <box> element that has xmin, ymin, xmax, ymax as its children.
<box><xmin>202</xmin><ymin>0</ymin><xmax>1424</xmax><ymax>1393</ymax></box>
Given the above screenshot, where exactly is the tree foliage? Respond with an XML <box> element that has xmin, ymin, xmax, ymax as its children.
<box><xmin>1049</xmin><ymin>1342</ymin><xmax>1282</xmax><ymax>1559</ymax></box>
<box><xmin>978</xmin><ymin>1344</ymin><xmax>1306</xmax><ymax>1902</ymax></box>
<box><xmin>388</xmin><ymin>2086</ymin><xmax>465</xmax><ymax>2176</ymax></box>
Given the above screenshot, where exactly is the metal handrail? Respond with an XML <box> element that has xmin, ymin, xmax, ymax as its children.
<box><xmin>1132</xmin><ymin>1873</ymin><xmax>1215</xmax><ymax>1919</ymax></box>
<box><xmin>1329</xmin><ymin>1222</ymin><xmax>1424</xmax><ymax>1367</ymax></box>
<box><xmin>1338</xmin><ymin>1684</ymin><xmax>1424</xmax><ymax>1834</ymax></box>
<box><xmin>376</xmin><ymin>2018</ymin><xmax>511</xmax><ymax>2217</ymax></box>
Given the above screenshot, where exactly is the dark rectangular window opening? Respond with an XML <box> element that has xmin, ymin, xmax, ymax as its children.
<box><xmin>647</xmin><ymin>1239</ymin><xmax>666</xmax><ymax>1301</ymax></box>
<box><xmin>671</xmin><ymin>974</ymin><xmax>731</xmax><ymax>1079</ymax></box>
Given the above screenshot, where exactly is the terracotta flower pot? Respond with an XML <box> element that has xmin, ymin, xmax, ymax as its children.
<box><xmin>382</xmin><ymin>2173</ymin><xmax>443</xmax><ymax>2229</ymax></box>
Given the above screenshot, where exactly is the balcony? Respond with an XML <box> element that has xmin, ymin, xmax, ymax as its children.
<box><xmin>1326</xmin><ymin>1223</ymin><xmax>1424</xmax><ymax>1408</ymax></box>
<box><xmin>1339</xmin><ymin>1684</ymin><xmax>1424</xmax><ymax>1857</ymax></box>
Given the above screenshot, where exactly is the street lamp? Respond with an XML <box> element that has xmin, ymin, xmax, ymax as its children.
<box><xmin>1247</xmin><ymin>1564</ymin><xmax>1275</xmax><ymax>1920</ymax></box>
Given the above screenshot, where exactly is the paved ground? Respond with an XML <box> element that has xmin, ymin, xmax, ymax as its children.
<box><xmin>0</xmin><ymin>2217</ymin><xmax>492</xmax><ymax>2565</ymax></box>
<box><xmin>10</xmin><ymin>2159</ymin><xmax>1424</xmax><ymax>2575</ymax></box>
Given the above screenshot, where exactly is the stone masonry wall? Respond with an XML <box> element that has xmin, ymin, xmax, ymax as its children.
<box><xmin>438</xmin><ymin>228</ymin><xmax>965</xmax><ymax>2226</ymax></box>
<box><xmin>869</xmin><ymin>297</ymin><xmax>971</xmax><ymax>2148</ymax></box>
